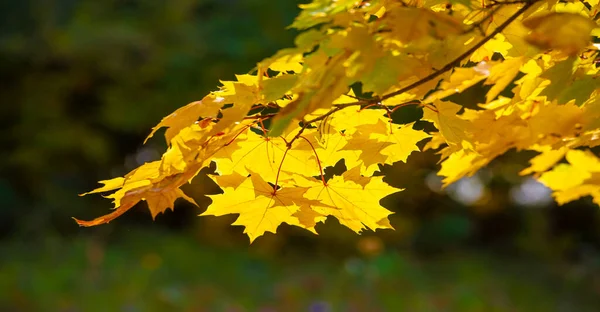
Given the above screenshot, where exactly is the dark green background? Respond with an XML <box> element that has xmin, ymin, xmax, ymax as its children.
<box><xmin>1</xmin><ymin>1</ymin><xmax>600</xmax><ymax>310</ymax></box>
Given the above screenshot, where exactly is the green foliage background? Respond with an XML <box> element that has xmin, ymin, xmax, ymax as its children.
<box><xmin>1</xmin><ymin>0</ymin><xmax>600</xmax><ymax>310</ymax></box>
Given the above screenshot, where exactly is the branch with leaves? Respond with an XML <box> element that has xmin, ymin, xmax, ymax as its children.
<box><xmin>285</xmin><ymin>0</ymin><xmax>536</xmax><ymax>148</ymax></box>
<box><xmin>77</xmin><ymin>0</ymin><xmax>600</xmax><ymax>243</ymax></box>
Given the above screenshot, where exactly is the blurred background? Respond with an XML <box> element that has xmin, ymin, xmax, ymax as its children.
<box><xmin>2</xmin><ymin>0</ymin><xmax>600</xmax><ymax>311</ymax></box>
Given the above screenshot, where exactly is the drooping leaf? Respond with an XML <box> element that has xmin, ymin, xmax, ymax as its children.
<box><xmin>422</xmin><ymin>100</ymin><xmax>473</xmax><ymax>150</ymax></box>
<box><xmin>485</xmin><ymin>57</ymin><xmax>524</xmax><ymax>103</ymax></box>
<box><xmin>260</xmin><ymin>75</ymin><xmax>298</xmax><ymax>102</ymax></box>
<box><xmin>297</xmin><ymin>168</ymin><xmax>402</xmax><ymax>233</ymax></box>
<box><xmin>145</xmin><ymin>97</ymin><xmax>222</xmax><ymax>144</ymax></box>
<box><xmin>203</xmin><ymin>173</ymin><xmax>300</xmax><ymax>243</ymax></box>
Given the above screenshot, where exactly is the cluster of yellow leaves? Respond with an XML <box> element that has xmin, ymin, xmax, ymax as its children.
<box><xmin>204</xmin><ymin>167</ymin><xmax>400</xmax><ymax>242</ymax></box>
<box><xmin>78</xmin><ymin>0</ymin><xmax>600</xmax><ymax>242</ymax></box>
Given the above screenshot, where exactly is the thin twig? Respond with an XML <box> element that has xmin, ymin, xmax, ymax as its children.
<box><xmin>463</xmin><ymin>5</ymin><xmax>502</xmax><ymax>35</ymax></box>
<box><xmin>485</xmin><ymin>0</ymin><xmax>535</xmax><ymax>8</ymax></box>
<box><xmin>277</xmin><ymin>0</ymin><xmax>537</xmax><ymax>147</ymax></box>
<box><xmin>274</xmin><ymin>147</ymin><xmax>290</xmax><ymax>191</ymax></box>
<box><xmin>379</xmin><ymin>0</ymin><xmax>537</xmax><ymax>102</ymax></box>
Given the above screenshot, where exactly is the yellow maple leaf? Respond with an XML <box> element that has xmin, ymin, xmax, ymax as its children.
<box><xmin>145</xmin><ymin>188</ymin><xmax>198</xmax><ymax>219</ymax></box>
<box><xmin>340</xmin><ymin>132</ymin><xmax>393</xmax><ymax>175</ymax></box>
<box><xmin>538</xmin><ymin>149</ymin><xmax>600</xmax><ymax>204</ymax></box>
<box><xmin>211</xmin><ymin>172</ymin><xmax>247</xmax><ymax>190</ymax></box>
<box><xmin>297</xmin><ymin>167</ymin><xmax>401</xmax><ymax>233</ymax></box>
<box><xmin>565</xmin><ymin>149</ymin><xmax>600</xmax><ymax>172</ymax></box>
<box><xmin>553</xmin><ymin>182</ymin><xmax>600</xmax><ymax>206</ymax></box>
<box><xmin>80</xmin><ymin>177</ymin><xmax>125</xmax><ymax>195</ymax></box>
<box><xmin>261</xmin><ymin>52</ymin><xmax>304</xmax><ymax>73</ymax></box>
<box><xmin>326</xmin><ymin>107</ymin><xmax>387</xmax><ymax>135</ymax></box>
<box><xmin>348</xmin><ymin>120</ymin><xmax>430</xmax><ymax>174</ymax></box>
<box><xmin>525</xmin><ymin>101</ymin><xmax>584</xmax><ymax>147</ymax></box>
<box><xmin>269</xmin><ymin>50</ymin><xmax>351</xmax><ymax>136</ymax></box>
<box><xmin>539</xmin><ymin>163</ymin><xmax>590</xmax><ymax>191</ymax></box>
<box><xmin>293</xmin><ymin>205</ymin><xmax>328</xmax><ymax>231</ymax></box>
<box><xmin>260</xmin><ymin>74</ymin><xmax>298</xmax><ymax>103</ymax></box>
<box><xmin>374</xmin><ymin>122</ymin><xmax>430</xmax><ymax>162</ymax></box>
<box><xmin>381</xmin><ymin>6</ymin><xmax>464</xmax><ymax>44</ymax></box>
<box><xmin>424</xmin><ymin>65</ymin><xmax>490</xmax><ymax>103</ymax></box>
<box><xmin>437</xmin><ymin>149</ymin><xmax>489</xmax><ymax>186</ymax></box>
<box><xmin>485</xmin><ymin>57</ymin><xmax>524</xmax><ymax>103</ymax></box>
<box><xmin>422</xmin><ymin>100</ymin><xmax>473</xmax><ymax>150</ymax></box>
<box><xmin>297</xmin><ymin>129</ymin><xmax>360</xmax><ymax>169</ymax></box>
<box><xmin>213</xmin><ymin>130</ymin><xmax>318</xmax><ymax>183</ymax></box>
<box><xmin>470</xmin><ymin>34</ymin><xmax>513</xmax><ymax>62</ymax></box>
<box><xmin>520</xmin><ymin>146</ymin><xmax>568</xmax><ymax>176</ymax></box>
<box><xmin>144</xmin><ymin>96</ymin><xmax>223</xmax><ymax>144</ymax></box>
<box><xmin>75</xmin><ymin>162</ymin><xmax>201</xmax><ymax>226</ymax></box>
<box><xmin>523</xmin><ymin>12</ymin><xmax>597</xmax><ymax>56</ymax></box>
<box><xmin>207</xmin><ymin>83</ymin><xmax>260</xmax><ymax>138</ymax></box>
<box><xmin>342</xmin><ymin>164</ymin><xmax>372</xmax><ymax>188</ymax></box>
<box><xmin>203</xmin><ymin>171</ymin><xmax>322</xmax><ymax>242</ymax></box>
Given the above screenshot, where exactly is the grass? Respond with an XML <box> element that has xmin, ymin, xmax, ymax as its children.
<box><xmin>1</xmin><ymin>229</ymin><xmax>599</xmax><ymax>311</ymax></box>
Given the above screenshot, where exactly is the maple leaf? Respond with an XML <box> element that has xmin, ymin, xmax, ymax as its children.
<box><xmin>145</xmin><ymin>97</ymin><xmax>222</xmax><ymax>144</ymax></box>
<box><xmin>260</xmin><ymin>74</ymin><xmax>298</xmax><ymax>102</ymax></box>
<box><xmin>437</xmin><ymin>149</ymin><xmax>488</xmax><ymax>186</ymax></box>
<box><xmin>520</xmin><ymin>146</ymin><xmax>568</xmax><ymax>176</ymax></box>
<box><xmin>80</xmin><ymin>177</ymin><xmax>125</xmax><ymax>195</ymax></box>
<box><xmin>368</xmin><ymin>121</ymin><xmax>430</xmax><ymax>163</ymax></box>
<box><xmin>344</xmin><ymin>119</ymin><xmax>430</xmax><ymax>174</ymax></box>
<box><xmin>524</xmin><ymin>101</ymin><xmax>584</xmax><ymax>147</ymax></box>
<box><xmin>341</xmin><ymin>134</ymin><xmax>392</xmax><ymax>175</ymax></box>
<box><xmin>381</xmin><ymin>6</ymin><xmax>464</xmax><ymax>44</ymax></box>
<box><xmin>424</xmin><ymin>65</ymin><xmax>490</xmax><ymax>103</ymax></box>
<box><xmin>74</xmin><ymin>162</ymin><xmax>201</xmax><ymax>226</ymax></box>
<box><xmin>539</xmin><ymin>57</ymin><xmax>576</xmax><ymax>102</ymax></box>
<box><xmin>558</xmin><ymin>76</ymin><xmax>600</xmax><ymax>106</ymax></box>
<box><xmin>212</xmin><ymin>171</ymin><xmax>248</xmax><ymax>189</ymax></box>
<box><xmin>259</xmin><ymin>52</ymin><xmax>304</xmax><ymax>74</ymax></box>
<box><xmin>296</xmin><ymin>167</ymin><xmax>402</xmax><ymax>233</ymax></box>
<box><xmin>485</xmin><ymin>57</ymin><xmax>524</xmax><ymax>103</ymax></box>
<box><xmin>203</xmin><ymin>170</ymin><xmax>323</xmax><ymax>242</ymax></box>
<box><xmin>213</xmin><ymin>130</ymin><xmax>318</xmax><ymax>182</ymax></box>
<box><xmin>361</xmin><ymin>53</ymin><xmax>416</xmax><ymax>95</ymax></box>
<box><xmin>208</xmin><ymin>82</ymin><xmax>260</xmax><ymax>137</ymax></box>
<box><xmin>326</xmin><ymin>107</ymin><xmax>387</xmax><ymax>135</ymax></box>
<box><xmin>470</xmin><ymin>34</ymin><xmax>513</xmax><ymax>62</ymax></box>
<box><xmin>269</xmin><ymin>50</ymin><xmax>351</xmax><ymax>136</ymax></box>
<box><xmin>289</xmin><ymin>0</ymin><xmax>358</xmax><ymax>30</ymax></box>
<box><xmin>293</xmin><ymin>206</ymin><xmax>328</xmax><ymax>231</ymax></box>
<box><xmin>298</xmin><ymin>129</ymin><xmax>360</xmax><ymax>169</ymax></box>
<box><xmin>523</xmin><ymin>12</ymin><xmax>597</xmax><ymax>56</ymax></box>
<box><xmin>422</xmin><ymin>100</ymin><xmax>473</xmax><ymax>150</ymax></box>
<box><xmin>342</xmin><ymin>164</ymin><xmax>372</xmax><ymax>188</ymax></box>
<box><xmin>534</xmin><ymin>149</ymin><xmax>600</xmax><ymax>205</ymax></box>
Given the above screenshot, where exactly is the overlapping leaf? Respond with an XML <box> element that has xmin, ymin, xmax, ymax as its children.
<box><xmin>77</xmin><ymin>0</ymin><xmax>600</xmax><ymax>242</ymax></box>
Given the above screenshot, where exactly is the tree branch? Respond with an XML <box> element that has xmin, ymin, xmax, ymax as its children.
<box><xmin>282</xmin><ymin>0</ymin><xmax>538</xmax><ymax>146</ymax></box>
<box><xmin>379</xmin><ymin>0</ymin><xmax>537</xmax><ymax>102</ymax></box>
<box><xmin>485</xmin><ymin>0</ymin><xmax>536</xmax><ymax>8</ymax></box>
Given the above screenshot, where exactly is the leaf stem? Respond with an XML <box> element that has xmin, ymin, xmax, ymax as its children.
<box><xmin>274</xmin><ymin>146</ymin><xmax>290</xmax><ymax>193</ymax></box>
<box><xmin>389</xmin><ymin>100</ymin><xmax>422</xmax><ymax>113</ymax></box>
